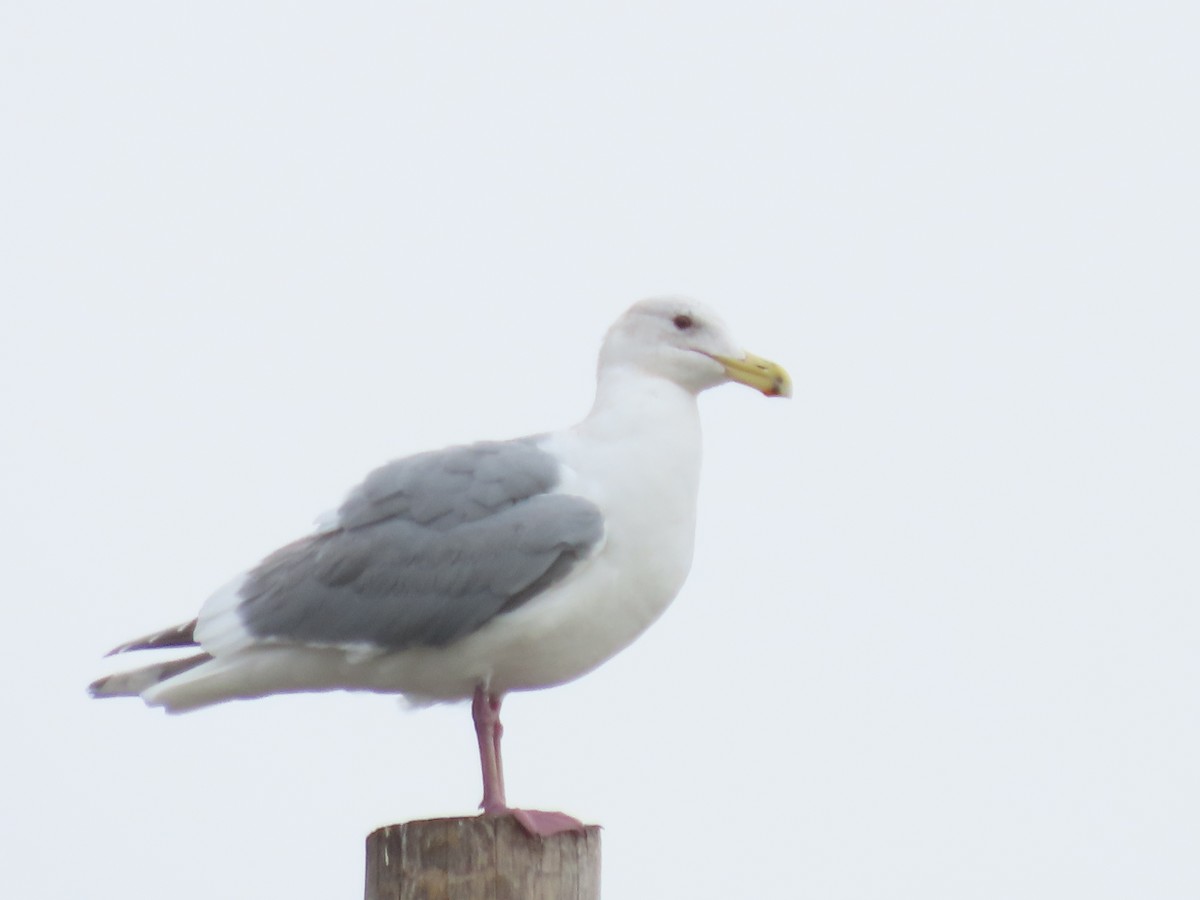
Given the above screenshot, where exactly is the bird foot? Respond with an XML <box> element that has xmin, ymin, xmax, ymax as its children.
<box><xmin>483</xmin><ymin>806</ymin><xmax>588</xmax><ymax>837</ymax></box>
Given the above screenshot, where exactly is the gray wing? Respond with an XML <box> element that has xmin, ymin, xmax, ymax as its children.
<box><xmin>237</xmin><ymin>440</ymin><xmax>605</xmax><ymax>651</ymax></box>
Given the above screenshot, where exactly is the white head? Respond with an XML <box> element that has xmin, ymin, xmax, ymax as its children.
<box><xmin>599</xmin><ymin>297</ymin><xmax>791</xmax><ymax>397</ymax></box>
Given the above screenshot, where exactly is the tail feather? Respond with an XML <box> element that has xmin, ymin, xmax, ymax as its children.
<box><xmin>105</xmin><ymin>620</ymin><xmax>198</xmax><ymax>656</ymax></box>
<box><xmin>89</xmin><ymin>652</ymin><xmax>213</xmax><ymax>699</ymax></box>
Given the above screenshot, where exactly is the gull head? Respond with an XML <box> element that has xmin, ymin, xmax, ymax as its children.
<box><xmin>599</xmin><ymin>297</ymin><xmax>792</xmax><ymax>398</ymax></box>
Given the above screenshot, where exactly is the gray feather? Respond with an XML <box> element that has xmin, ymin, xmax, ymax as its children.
<box><xmin>237</xmin><ymin>440</ymin><xmax>604</xmax><ymax>650</ymax></box>
<box><xmin>336</xmin><ymin>440</ymin><xmax>558</xmax><ymax>531</ymax></box>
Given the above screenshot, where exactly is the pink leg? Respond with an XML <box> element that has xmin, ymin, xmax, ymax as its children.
<box><xmin>490</xmin><ymin>696</ymin><xmax>506</xmax><ymax>803</ymax></box>
<box><xmin>472</xmin><ymin>686</ymin><xmax>506</xmax><ymax>813</ymax></box>
<box><xmin>470</xmin><ymin>685</ymin><xmax>588</xmax><ymax>837</ymax></box>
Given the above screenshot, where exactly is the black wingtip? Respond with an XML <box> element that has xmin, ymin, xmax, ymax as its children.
<box><xmin>104</xmin><ymin>619</ymin><xmax>199</xmax><ymax>656</ymax></box>
<box><xmin>87</xmin><ymin>675</ymin><xmax>114</xmax><ymax>698</ymax></box>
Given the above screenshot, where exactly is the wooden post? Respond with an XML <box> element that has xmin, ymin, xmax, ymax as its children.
<box><xmin>365</xmin><ymin>816</ymin><xmax>601</xmax><ymax>900</ymax></box>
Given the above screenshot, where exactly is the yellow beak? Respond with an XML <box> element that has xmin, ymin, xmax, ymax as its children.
<box><xmin>711</xmin><ymin>351</ymin><xmax>792</xmax><ymax>398</ymax></box>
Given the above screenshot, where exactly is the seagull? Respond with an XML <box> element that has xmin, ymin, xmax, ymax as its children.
<box><xmin>90</xmin><ymin>297</ymin><xmax>791</xmax><ymax>835</ymax></box>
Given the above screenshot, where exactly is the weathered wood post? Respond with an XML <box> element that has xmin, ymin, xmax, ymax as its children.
<box><xmin>365</xmin><ymin>816</ymin><xmax>601</xmax><ymax>900</ymax></box>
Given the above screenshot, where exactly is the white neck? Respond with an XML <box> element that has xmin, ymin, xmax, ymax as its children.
<box><xmin>580</xmin><ymin>365</ymin><xmax>702</xmax><ymax>461</ymax></box>
<box><xmin>556</xmin><ymin>365</ymin><xmax>702</xmax><ymax>551</ymax></box>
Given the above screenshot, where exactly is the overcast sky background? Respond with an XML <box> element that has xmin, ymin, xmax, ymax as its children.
<box><xmin>3</xmin><ymin>3</ymin><xmax>1197</xmax><ymax>898</ymax></box>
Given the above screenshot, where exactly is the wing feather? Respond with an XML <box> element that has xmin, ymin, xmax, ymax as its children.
<box><xmin>231</xmin><ymin>440</ymin><xmax>604</xmax><ymax>651</ymax></box>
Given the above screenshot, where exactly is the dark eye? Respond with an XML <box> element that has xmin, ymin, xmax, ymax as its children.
<box><xmin>673</xmin><ymin>314</ymin><xmax>694</xmax><ymax>330</ymax></box>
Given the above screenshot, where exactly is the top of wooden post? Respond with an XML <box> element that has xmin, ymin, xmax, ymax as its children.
<box><xmin>366</xmin><ymin>815</ymin><xmax>601</xmax><ymax>900</ymax></box>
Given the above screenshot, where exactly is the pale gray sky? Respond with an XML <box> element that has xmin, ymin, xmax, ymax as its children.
<box><xmin>3</xmin><ymin>3</ymin><xmax>1197</xmax><ymax>899</ymax></box>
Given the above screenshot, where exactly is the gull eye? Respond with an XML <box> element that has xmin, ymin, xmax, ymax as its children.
<box><xmin>672</xmin><ymin>314</ymin><xmax>694</xmax><ymax>331</ymax></box>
